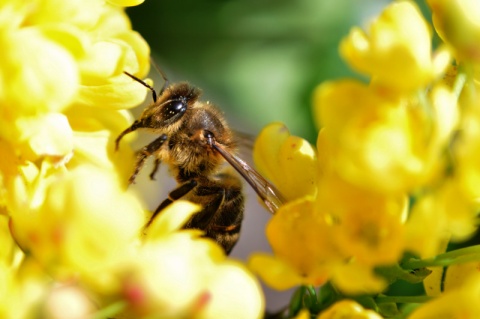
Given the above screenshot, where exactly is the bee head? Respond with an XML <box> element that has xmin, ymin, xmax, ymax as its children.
<box><xmin>139</xmin><ymin>82</ymin><xmax>201</xmax><ymax>129</ymax></box>
<box><xmin>115</xmin><ymin>83</ymin><xmax>201</xmax><ymax>150</ymax></box>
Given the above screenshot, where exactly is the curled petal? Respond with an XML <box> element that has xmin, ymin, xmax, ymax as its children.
<box><xmin>249</xmin><ymin>253</ymin><xmax>307</xmax><ymax>290</ymax></box>
<box><xmin>76</xmin><ymin>76</ymin><xmax>148</xmax><ymax>109</ymax></box>
<box><xmin>428</xmin><ymin>0</ymin><xmax>480</xmax><ymax>61</ymax></box>
<box><xmin>254</xmin><ymin>122</ymin><xmax>318</xmax><ymax>200</ymax></box>
<box><xmin>79</xmin><ymin>41</ymin><xmax>127</xmax><ymax>84</ymax></box>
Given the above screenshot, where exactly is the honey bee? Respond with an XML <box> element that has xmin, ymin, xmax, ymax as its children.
<box><xmin>115</xmin><ymin>69</ymin><xmax>284</xmax><ymax>254</ymax></box>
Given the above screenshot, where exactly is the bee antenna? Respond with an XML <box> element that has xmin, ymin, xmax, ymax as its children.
<box><xmin>124</xmin><ymin>71</ymin><xmax>158</xmax><ymax>102</ymax></box>
<box><xmin>149</xmin><ymin>57</ymin><xmax>169</xmax><ymax>95</ymax></box>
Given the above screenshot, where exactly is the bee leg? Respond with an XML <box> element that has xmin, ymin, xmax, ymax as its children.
<box><xmin>129</xmin><ymin>134</ymin><xmax>167</xmax><ymax>184</ymax></box>
<box><xmin>146</xmin><ymin>179</ymin><xmax>198</xmax><ymax>227</ymax></box>
<box><xmin>149</xmin><ymin>158</ymin><xmax>161</xmax><ymax>180</ymax></box>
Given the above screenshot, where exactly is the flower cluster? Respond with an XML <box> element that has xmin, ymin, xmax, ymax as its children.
<box><xmin>0</xmin><ymin>0</ymin><xmax>263</xmax><ymax>318</ymax></box>
<box><xmin>251</xmin><ymin>0</ymin><xmax>480</xmax><ymax>317</ymax></box>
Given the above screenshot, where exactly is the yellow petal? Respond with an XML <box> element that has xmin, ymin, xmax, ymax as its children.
<box><xmin>428</xmin><ymin>0</ymin><xmax>480</xmax><ymax>61</ymax></box>
<box><xmin>76</xmin><ymin>75</ymin><xmax>148</xmax><ymax>109</ymax></box>
<box><xmin>93</xmin><ymin>5</ymin><xmax>132</xmax><ymax>36</ymax></box>
<box><xmin>254</xmin><ymin>122</ymin><xmax>290</xmax><ymax>184</ymax></box>
<box><xmin>35</xmin><ymin>24</ymin><xmax>89</xmax><ymax>60</ymax></box>
<box><xmin>331</xmin><ymin>263</ymin><xmax>387</xmax><ymax>294</ymax></box>
<box><xmin>292</xmin><ymin>309</ymin><xmax>310</xmax><ymax>319</ymax></box>
<box><xmin>265</xmin><ymin>197</ymin><xmax>335</xmax><ymax>286</ymax></box>
<box><xmin>79</xmin><ymin>41</ymin><xmax>126</xmax><ymax>84</ymax></box>
<box><xmin>254</xmin><ymin>123</ymin><xmax>318</xmax><ymax>200</ymax></box>
<box><xmin>316</xmin><ymin>173</ymin><xmax>406</xmax><ymax>266</ymax></box>
<box><xmin>3</xmin><ymin>114</ymin><xmax>73</xmax><ymax>162</ymax></box>
<box><xmin>201</xmin><ymin>261</ymin><xmax>264</xmax><ymax>319</ymax></box>
<box><xmin>24</xmin><ymin>0</ymin><xmax>103</xmax><ymax>29</ymax></box>
<box><xmin>25</xmin><ymin>114</ymin><xmax>73</xmax><ymax>159</ymax></box>
<box><xmin>249</xmin><ymin>253</ymin><xmax>305</xmax><ymax>290</ymax></box>
<box><xmin>409</xmin><ymin>273</ymin><xmax>480</xmax><ymax>319</ymax></box>
<box><xmin>0</xmin><ymin>139</ymin><xmax>21</xmax><ymax>179</ymax></box>
<box><xmin>146</xmin><ymin>201</ymin><xmax>202</xmax><ymax>240</ymax></box>
<box><xmin>115</xmin><ymin>31</ymin><xmax>151</xmax><ymax>78</ymax></box>
<box><xmin>123</xmin><ymin>233</ymin><xmax>226</xmax><ymax>316</ymax></box>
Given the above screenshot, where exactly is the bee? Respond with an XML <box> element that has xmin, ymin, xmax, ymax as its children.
<box><xmin>115</xmin><ymin>68</ymin><xmax>284</xmax><ymax>254</ymax></box>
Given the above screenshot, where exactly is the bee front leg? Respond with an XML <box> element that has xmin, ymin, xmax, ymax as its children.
<box><xmin>149</xmin><ymin>158</ymin><xmax>162</xmax><ymax>180</ymax></box>
<box><xmin>129</xmin><ymin>134</ymin><xmax>167</xmax><ymax>184</ymax></box>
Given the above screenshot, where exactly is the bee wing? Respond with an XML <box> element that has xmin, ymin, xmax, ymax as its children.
<box><xmin>232</xmin><ymin>130</ymin><xmax>255</xmax><ymax>151</ymax></box>
<box><xmin>212</xmin><ymin>142</ymin><xmax>285</xmax><ymax>214</ymax></box>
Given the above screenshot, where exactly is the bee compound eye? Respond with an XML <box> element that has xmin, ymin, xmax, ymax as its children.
<box><xmin>164</xmin><ymin>99</ymin><xmax>187</xmax><ymax>120</ymax></box>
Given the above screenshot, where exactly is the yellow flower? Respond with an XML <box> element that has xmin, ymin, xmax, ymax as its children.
<box><xmin>254</xmin><ymin>122</ymin><xmax>318</xmax><ymax>201</ymax></box>
<box><xmin>7</xmin><ymin>163</ymin><xmax>145</xmax><ymax>291</ymax></box>
<box><xmin>428</xmin><ymin>0</ymin><xmax>480</xmax><ymax>62</ymax></box>
<box><xmin>118</xmin><ymin>201</ymin><xmax>265</xmax><ymax>319</ymax></box>
<box><xmin>249</xmin><ymin>196</ymin><xmax>388</xmax><ymax>294</ymax></box>
<box><xmin>0</xmin><ymin>0</ymin><xmax>149</xmax><ymax>169</ymax></box>
<box><xmin>250</xmin><ymin>198</ymin><xmax>334</xmax><ymax>290</ymax></box>
<box><xmin>313</xmin><ymin>79</ymin><xmax>458</xmax><ymax>195</ymax></box>
<box><xmin>340</xmin><ymin>0</ymin><xmax>449</xmax><ymax>91</ymax></box>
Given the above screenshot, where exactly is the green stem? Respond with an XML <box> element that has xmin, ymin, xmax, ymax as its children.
<box><xmin>306</xmin><ymin>285</ymin><xmax>317</xmax><ymax>302</ymax></box>
<box><xmin>375</xmin><ymin>295</ymin><xmax>433</xmax><ymax>304</ymax></box>
<box><xmin>452</xmin><ymin>71</ymin><xmax>467</xmax><ymax>99</ymax></box>
<box><xmin>402</xmin><ymin>245</ymin><xmax>480</xmax><ymax>269</ymax></box>
<box><xmin>91</xmin><ymin>300</ymin><xmax>127</xmax><ymax>319</ymax></box>
<box><xmin>289</xmin><ymin>286</ymin><xmax>306</xmax><ymax>317</ymax></box>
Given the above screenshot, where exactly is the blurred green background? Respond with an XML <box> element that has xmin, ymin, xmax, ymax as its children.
<box><xmin>126</xmin><ymin>0</ymin><xmax>394</xmax><ymax>144</ymax></box>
